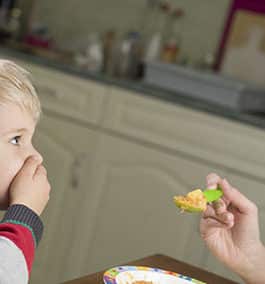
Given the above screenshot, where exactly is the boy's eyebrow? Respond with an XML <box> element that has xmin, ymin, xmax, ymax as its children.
<box><xmin>2</xmin><ymin>128</ymin><xmax>28</xmax><ymax>135</ymax></box>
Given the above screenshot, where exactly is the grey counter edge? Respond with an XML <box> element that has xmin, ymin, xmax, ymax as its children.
<box><xmin>1</xmin><ymin>47</ymin><xmax>265</xmax><ymax>131</ymax></box>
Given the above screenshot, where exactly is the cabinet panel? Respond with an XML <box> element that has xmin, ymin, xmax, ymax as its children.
<box><xmin>11</xmin><ymin>58</ymin><xmax>106</xmax><ymax>125</ymax></box>
<box><xmin>3</xmin><ymin>55</ymin><xmax>264</xmax><ymax>284</ymax></box>
<box><xmin>30</xmin><ymin>113</ymin><xmax>100</xmax><ymax>284</ymax></box>
<box><xmin>102</xmin><ymin>87</ymin><xmax>265</xmax><ymax>180</ymax></box>
<box><xmin>83</xmin><ymin>133</ymin><xmax>226</xmax><ymax>276</ymax></box>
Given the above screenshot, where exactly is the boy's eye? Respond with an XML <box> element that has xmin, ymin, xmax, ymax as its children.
<box><xmin>10</xmin><ymin>136</ymin><xmax>21</xmax><ymax>145</ymax></box>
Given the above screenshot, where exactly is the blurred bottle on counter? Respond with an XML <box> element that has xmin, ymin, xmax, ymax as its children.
<box><xmin>86</xmin><ymin>33</ymin><xmax>103</xmax><ymax>72</ymax></box>
<box><xmin>0</xmin><ymin>0</ymin><xmax>20</xmax><ymax>41</ymax></box>
<box><xmin>75</xmin><ymin>33</ymin><xmax>103</xmax><ymax>72</ymax></box>
<box><xmin>7</xmin><ymin>7</ymin><xmax>21</xmax><ymax>40</ymax></box>
<box><xmin>102</xmin><ymin>28</ymin><xmax>144</xmax><ymax>80</ymax></box>
<box><xmin>102</xmin><ymin>30</ymin><xmax>116</xmax><ymax>75</ymax></box>
<box><xmin>160</xmin><ymin>8</ymin><xmax>184</xmax><ymax>64</ymax></box>
<box><xmin>144</xmin><ymin>1</ymin><xmax>170</xmax><ymax>62</ymax></box>
<box><xmin>139</xmin><ymin>0</ymin><xmax>159</xmax><ymax>61</ymax></box>
<box><xmin>196</xmin><ymin>52</ymin><xmax>215</xmax><ymax>71</ymax></box>
<box><xmin>102</xmin><ymin>29</ymin><xmax>126</xmax><ymax>77</ymax></box>
<box><xmin>0</xmin><ymin>0</ymin><xmax>12</xmax><ymax>27</ymax></box>
<box><xmin>116</xmin><ymin>31</ymin><xmax>144</xmax><ymax>79</ymax></box>
<box><xmin>129</xmin><ymin>32</ymin><xmax>145</xmax><ymax>79</ymax></box>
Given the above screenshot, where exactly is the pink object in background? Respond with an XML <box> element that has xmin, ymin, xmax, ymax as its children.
<box><xmin>214</xmin><ymin>0</ymin><xmax>265</xmax><ymax>71</ymax></box>
<box><xmin>24</xmin><ymin>34</ymin><xmax>53</xmax><ymax>49</ymax></box>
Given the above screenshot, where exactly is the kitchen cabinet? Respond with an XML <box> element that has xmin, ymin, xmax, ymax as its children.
<box><xmin>102</xmin><ymin>86</ymin><xmax>265</xmax><ymax>182</ymax></box>
<box><xmin>8</xmin><ymin>58</ymin><xmax>107</xmax><ymax>125</ymax></box>
<box><xmin>2</xmin><ymin>54</ymin><xmax>265</xmax><ymax>283</ymax></box>
<box><xmin>83</xmin><ymin>132</ymin><xmax>226</xmax><ymax>275</ymax></box>
<box><xmin>30</xmin><ymin>112</ymin><xmax>101</xmax><ymax>284</ymax></box>
<box><xmin>101</xmin><ymin>86</ymin><xmax>265</xmax><ymax>282</ymax></box>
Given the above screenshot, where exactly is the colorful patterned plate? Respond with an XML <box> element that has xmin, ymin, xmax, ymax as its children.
<box><xmin>103</xmin><ymin>266</ymin><xmax>206</xmax><ymax>284</ymax></box>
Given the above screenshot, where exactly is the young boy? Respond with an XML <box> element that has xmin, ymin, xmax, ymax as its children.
<box><xmin>0</xmin><ymin>59</ymin><xmax>50</xmax><ymax>283</ymax></box>
<box><xmin>201</xmin><ymin>173</ymin><xmax>265</xmax><ymax>284</ymax></box>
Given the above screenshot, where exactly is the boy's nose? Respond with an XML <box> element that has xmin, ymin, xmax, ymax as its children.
<box><xmin>31</xmin><ymin>147</ymin><xmax>43</xmax><ymax>164</ymax></box>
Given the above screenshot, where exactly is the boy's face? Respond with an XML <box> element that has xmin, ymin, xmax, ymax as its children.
<box><xmin>0</xmin><ymin>103</ymin><xmax>42</xmax><ymax>209</ymax></box>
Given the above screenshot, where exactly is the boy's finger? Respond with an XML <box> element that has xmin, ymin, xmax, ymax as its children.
<box><xmin>19</xmin><ymin>156</ymin><xmax>41</xmax><ymax>177</ymax></box>
<box><xmin>220</xmin><ymin>179</ymin><xmax>257</xmax><ymax>215</ymax></box>
<box><xmin>34</xmin><ymin>165</ymin><xmax>47</xmax><ymax>177</ymax></box>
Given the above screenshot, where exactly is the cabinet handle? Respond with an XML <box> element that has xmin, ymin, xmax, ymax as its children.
<box><xmin>35</xmin><ymin>84</ymin><xmax>63</xmax><ymax>100</ymax></box>
<box><xmin>70</xmin><ymin>153</ymin><xmax>86</xmax><ymax>190</ymax></box>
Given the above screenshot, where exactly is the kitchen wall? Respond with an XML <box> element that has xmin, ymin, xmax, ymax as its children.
<box><xmin>33</xmin><ymin>0</ymin><xmax>231</xmax><ymax>63</ymax></box>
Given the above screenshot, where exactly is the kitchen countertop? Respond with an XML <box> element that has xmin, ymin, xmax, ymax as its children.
<box><xmin>1</xmin><ymin>45</ymin><xmax>265</xmax><ymax>130</ymax></box>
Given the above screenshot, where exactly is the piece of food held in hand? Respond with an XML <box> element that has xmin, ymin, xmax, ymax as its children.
<box><xmin>173</xmin><ymin>188</ymin><xmax>223</xmax><ymax>213</ymax></box>
<box><xmin>174</xmin><ymin>189</ymin><xmax>207</xmax><ymax>212</ymax></box>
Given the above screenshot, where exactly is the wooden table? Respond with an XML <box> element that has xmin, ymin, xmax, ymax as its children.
<box><xmin>62</xmin><ymin>254</ymin><xmax>239</xmax><ymax>284</ymax></box>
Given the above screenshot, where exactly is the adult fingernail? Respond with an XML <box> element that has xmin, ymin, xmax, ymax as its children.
<box><xmin>207</xmin><ymin>183</ymin><xmax>217</xmax><ymax>189</ymax></box>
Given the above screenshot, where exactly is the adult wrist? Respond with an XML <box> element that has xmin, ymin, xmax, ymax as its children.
<box><xmin>238</xmin><ymin>242</ymin><xmax>265</xmax><ymax>284</ymax></box>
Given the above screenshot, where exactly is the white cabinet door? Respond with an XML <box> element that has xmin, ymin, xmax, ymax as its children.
<box><xmin>82</xmin><ymin>133</ymin><xmax>226</xmax><ymax>276</ymax></box>
<box><xmin>102</xmin><ymin>87</ymin><xmax>265</xmax><ymax>181</ymax></box>
<box><xmin>30</xmin><ymin>113</ymin><xmax>100</xmax><ymax>284</ymax></box>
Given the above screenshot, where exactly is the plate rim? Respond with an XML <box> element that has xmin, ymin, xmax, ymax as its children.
<box><xmin>103</xmin><ymin>265</ymin><xmax>206</xmax><ymax>284</ymax></box>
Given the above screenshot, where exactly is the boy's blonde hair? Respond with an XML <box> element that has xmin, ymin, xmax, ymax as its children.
<box><xmin>0</xmin><ymin>59</ymin><xmax>41</xmax><ymax>122</ymax></box>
